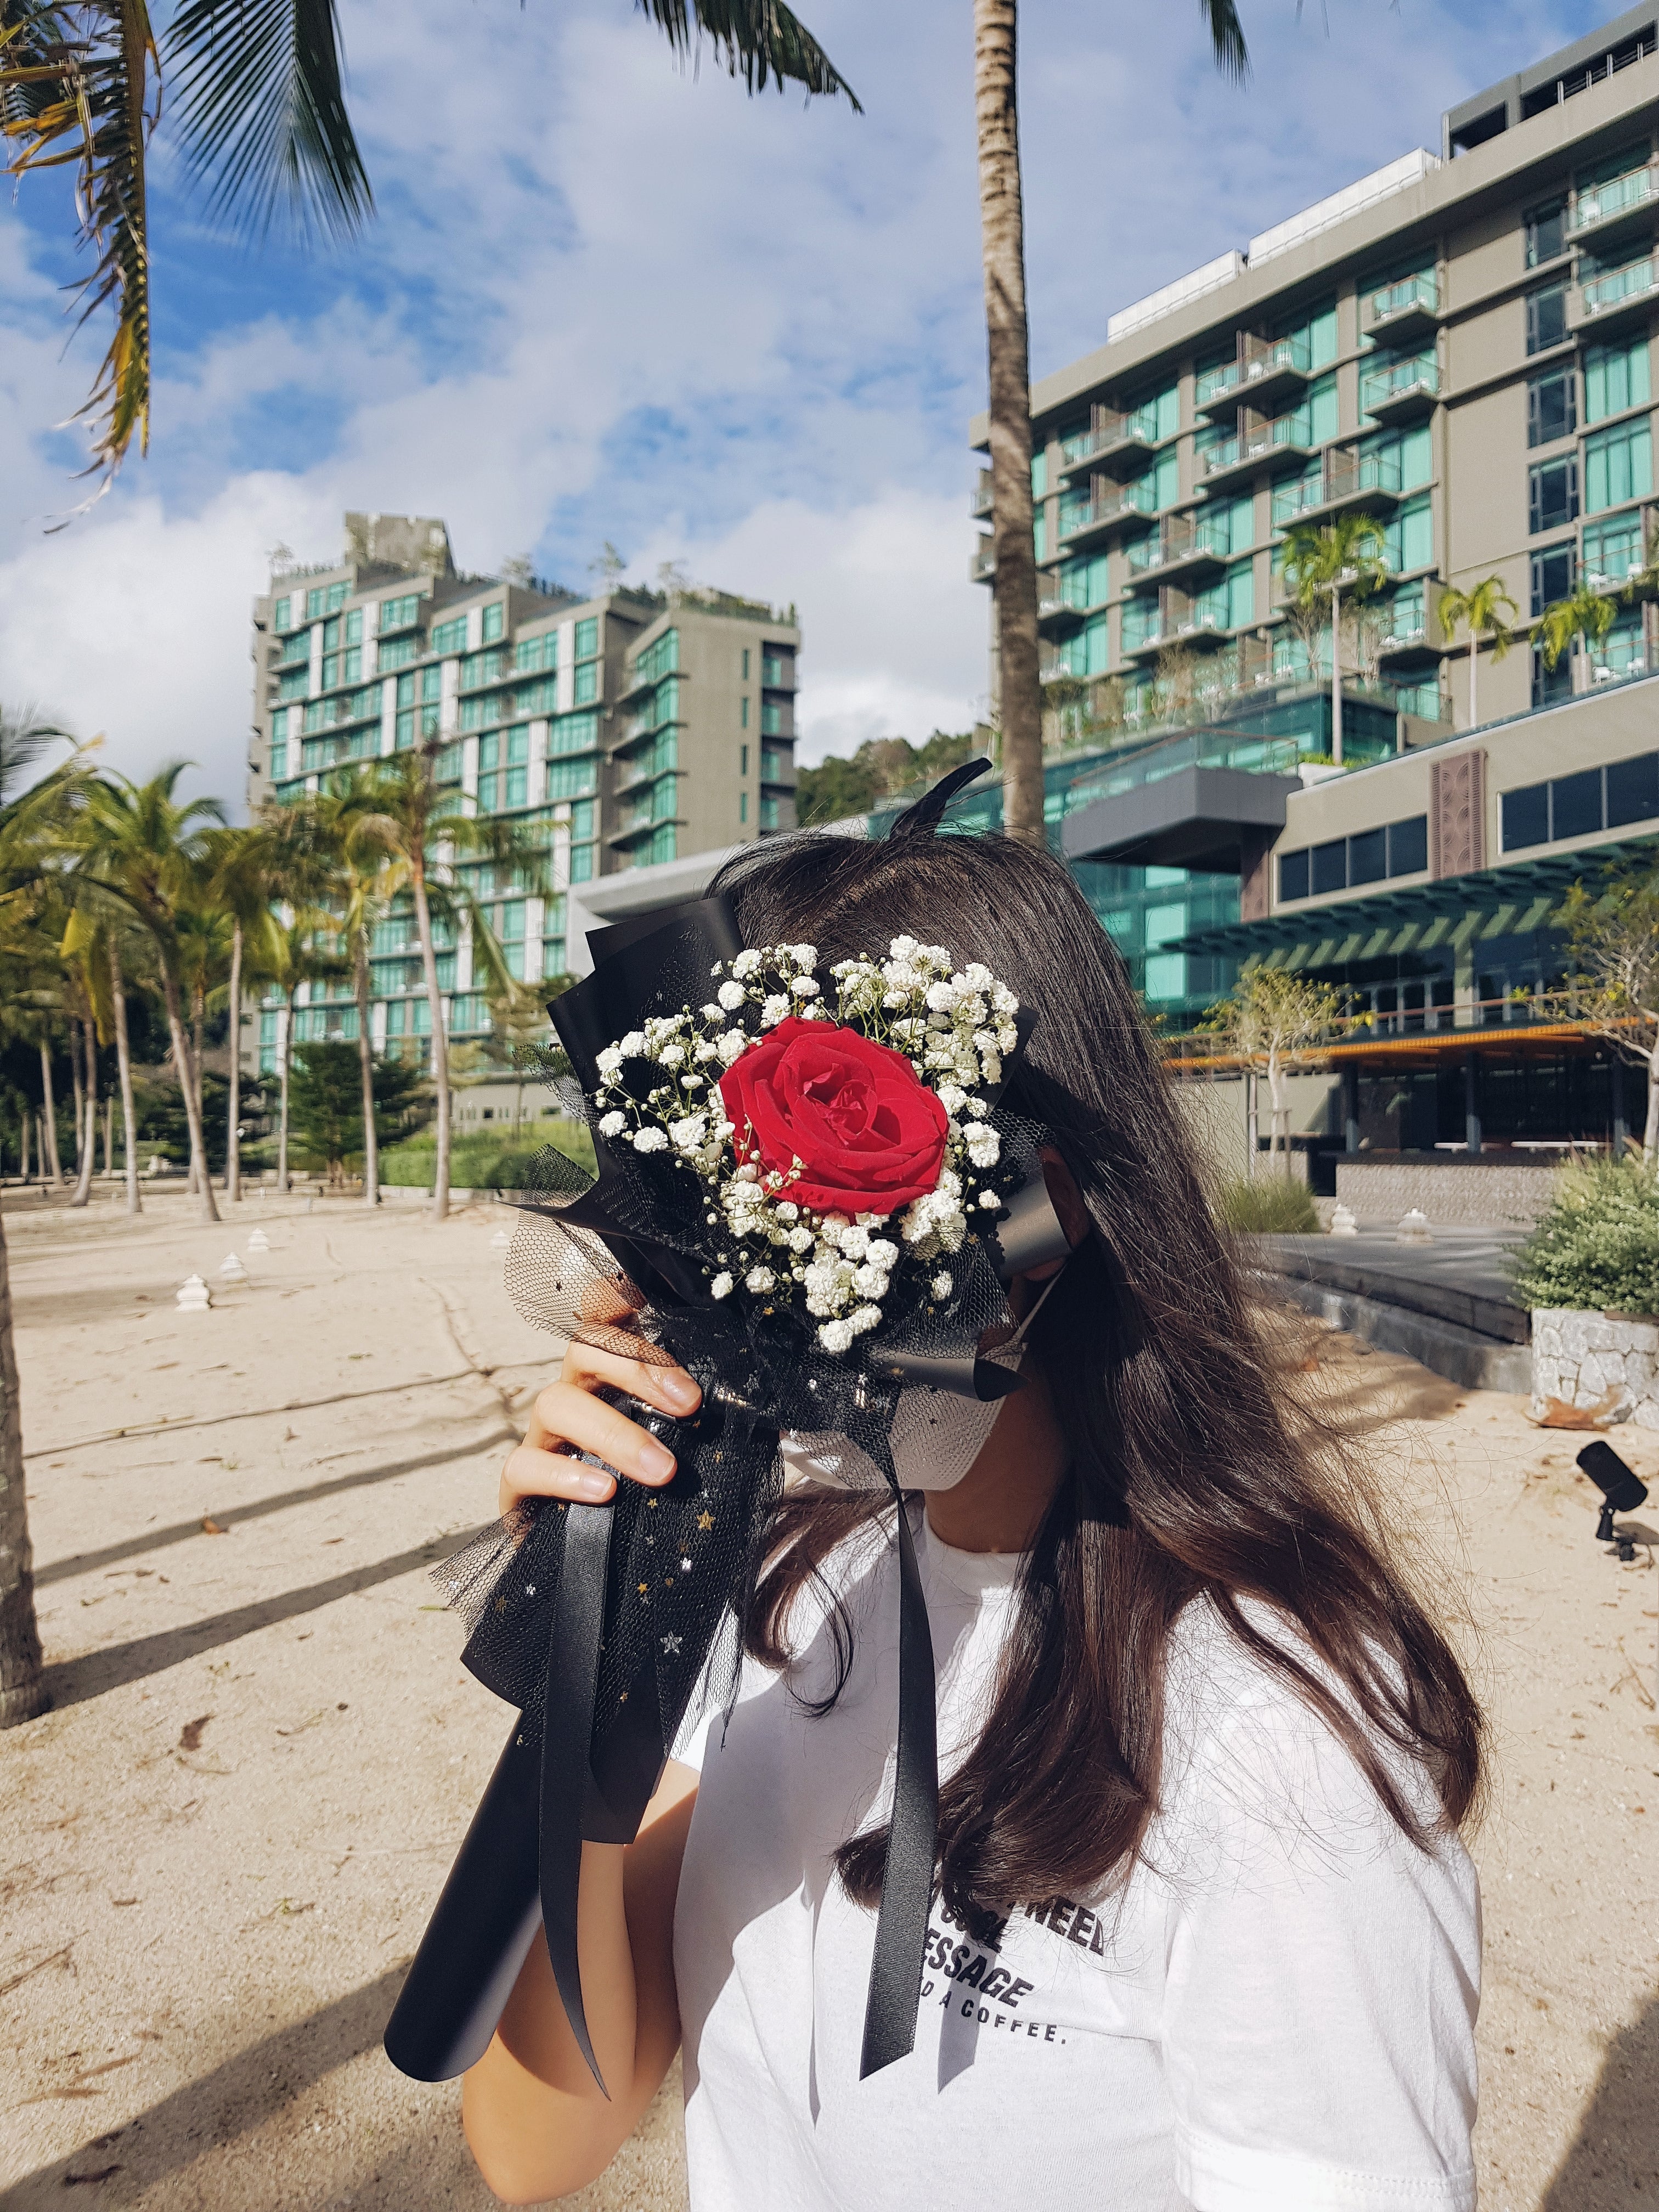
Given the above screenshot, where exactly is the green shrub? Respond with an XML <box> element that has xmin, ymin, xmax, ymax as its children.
<box><xmin>1510</xmin><ymin>1155</ymin><xmax>1659</xmax><ymax>1316</ymax></box>
<box><xmin>1218</xmin><ymin>1173</ymin><xmax>1321</xmax><ymax>1234</ymax></box>
<box><xmin>378</xmin><ymin>1119</ymin><xmax>595</xmax><ymax>1191</ymax></box>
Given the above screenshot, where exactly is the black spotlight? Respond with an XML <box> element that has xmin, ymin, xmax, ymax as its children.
<box><xmin>1576</xmin><ymin>1441</ymin><xmax>1650</xmax><ymax>1560</ymax></box>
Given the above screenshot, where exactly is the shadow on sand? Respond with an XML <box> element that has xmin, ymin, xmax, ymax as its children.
<box><xmin>1539</xmin><ymin>1993</ymin><xmax>1659</xmax><ymax>2209</ymax></box>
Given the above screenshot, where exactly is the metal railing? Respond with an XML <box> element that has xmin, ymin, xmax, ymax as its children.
<box><xmin>1363</xmin><ymin>270</ymin><xmax>1439</xmax><ymax>329</ymax></box>
<box><xmin>1578</xmin><ymin>257</ymin><xmax>1656</xmax><ymax>317</ymax></box>
<box><xmin>1359</xmin><ymin>355</ymin><xmax>1440</xmax><ymax>413</ymax></box>
<box><xmin>1569</xmin><ymin>162</ymin><xmax>1656</xmax><ymax>236</ymax></box>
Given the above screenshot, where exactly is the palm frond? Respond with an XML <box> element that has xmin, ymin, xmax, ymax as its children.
<box><xmin>1</xmin><ymin>0</ymin><xmax>158</xmax><ymax>488</ymax></box>
<box><xmin>1198</xmin><ymin>0</ymin><xmax>1249</xmax><ymax>83</ymax></box>
<box><xmin>634</xmin><ymin>0</ymin><xmax>859</xmax><ymax>107</ymax></box>
<box><xmin>165</xmin><ymin>0</ymin><xmax>372</xmax><ymax>246</ymax></box>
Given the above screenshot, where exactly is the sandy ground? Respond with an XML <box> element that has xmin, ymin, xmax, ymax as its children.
<box><xmin>1</xmin><ymin>1186</ymin><xmax>1656</xmax><ymax>2210</ymax></box>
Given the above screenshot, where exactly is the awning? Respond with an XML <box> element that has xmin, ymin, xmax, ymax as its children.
<box><xmin>1061</xmin><ymin>765</ymin><xmax>1300</xmax><ymax>872</ymax></box>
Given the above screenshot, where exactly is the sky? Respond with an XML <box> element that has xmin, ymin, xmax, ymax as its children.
<box><xmin>0</xmin><ymin>0</ymin><xmax>1621</xmax><ymax>811</ymax></box>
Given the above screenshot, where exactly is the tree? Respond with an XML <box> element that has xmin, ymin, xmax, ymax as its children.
<box><xmin>975</xmin><ymin>1</ymin><xmax>1244</xmax><ymax>842</ymax></box>
<box><xmin>288</xmin><ymin>1040</ymin><xmax>430</xmax><ymax>1186</ymax></box>
<box><xmin>71</xmin><ymin>766</ymin><xmax>227</xmax><ymax>1221</ymax></box>
<box><xmin>253</xmin><ymin>918</ymin><xmax>350</xmax><ymax>1194</ymax></box>
<box><xmin>1279</xmin><ymin>513</ymin><xmax>1390</xmax><ymax>766</ymax></box>
<box><xmin>0</xmin><ymin>3</ymin><xmax>854</xmax><ymax>495</ymax></box>
<box><xmin>349</xmin><ymin>748</ymin><xmax>547</xmax><ymax>1221</ymax></box>
<box><xmin>1537</xmin><ymin>583</ymin><xmax>1617</xmax><ymax>694</ymax></box>
<box><xmin>1562</xmin><ymin>865</ymin><xmax>1659</xmax><ymax>1164</ymax></box>
<box><xmin>0</xmin><ymin>704</ymin><xmax>72</xmax><ymax>800</ymax></box>
<box><xmin>1438</xmin><ymin>575</ymin><xmax>1517</xmax><ymax>730</ymax></box>
<box><xmin>1203</xmin><ymin>966</ymin><xmax>1342</xmax><ymax>1167</ymax></box>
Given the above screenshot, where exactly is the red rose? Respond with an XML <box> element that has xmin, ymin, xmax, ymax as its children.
<box><xmin>718</xmin><ymin>1017</ymin><xmax>949</xmax><ymax>1216</ymax></box>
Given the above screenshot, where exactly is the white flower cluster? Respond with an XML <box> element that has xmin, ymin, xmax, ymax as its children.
<box><xmin>590</xmin><ymin>938</ymin><xmax>1020</xmax><ymax>1353</ymax></box>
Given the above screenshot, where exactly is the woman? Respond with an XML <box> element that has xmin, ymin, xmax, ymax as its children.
<box><xmin>461</xmin><ymin>827</ymin><xmax>1482</xmax><ymax>2210</ymax></box>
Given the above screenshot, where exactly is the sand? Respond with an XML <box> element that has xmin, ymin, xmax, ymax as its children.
<box><xmin>1</xmin><ymin>1186</ymin><xmax>1655</xmax><ymax>2209</ymax></box>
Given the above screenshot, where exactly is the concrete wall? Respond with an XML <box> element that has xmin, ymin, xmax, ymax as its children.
<box><xmin>1175</xmin><ymin>1070</ymin><xmax>1341</xmax><ymax>1184</ymax></box>
<box><xmin>1333</xmin><ymin>1154</ymin><xmax>1559</xmax><ymax>1226</ymax></box>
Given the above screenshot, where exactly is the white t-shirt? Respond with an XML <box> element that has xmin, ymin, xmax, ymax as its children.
<box><xmin>672</xmin><ymin>1506</ymin><xmax>1480</xmax><ymax>2212</ymax></box>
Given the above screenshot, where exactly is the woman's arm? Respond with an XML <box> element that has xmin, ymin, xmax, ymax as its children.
<box><xmin>461</xmin><ymin>1760</ymin><xmax>699</xmax><ymax>2204</ymax></box>
<box><xmin>459</xmin><ymin>1333</ymin><xmax>706</xmax><ymax>2204</ymax></box>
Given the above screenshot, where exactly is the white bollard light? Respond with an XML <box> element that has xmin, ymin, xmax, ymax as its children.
<box><xmin>247</xmin><ymin>1227</ymin><xmax>270</xmax><ymax>1253</ymax></box>
<box><xmin>489</xmin><ymin>1228</ymin><xmax>511</xmax><ymax>1249</ymax></box>
<box><xmin>1329</xmin><ymin>1203</ymin><xmax>1358</xmax><ymax>1237</ymax></box>
<box><xmin>219</xmin><ymin>1253</ymin><xmax>248</xmax><ymax>1282</ymax></box>
<box><xmin>1396</xmin><ymin>1208</ymin><xmax>1432</xmax><ymax>1247</ymax></box>
<box><xmin>177</xmin><ymin>1274</ymin><xmax>212</xmax><ymax>1311</ymax></box>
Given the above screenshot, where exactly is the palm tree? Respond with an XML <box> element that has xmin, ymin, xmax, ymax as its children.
<box><xmin>976</xmin><ymin>1</ymin><xmax>1246</xmax><ymax>840</ymax></box>
<box><xmin>1537</xmin><ymin>584</ymin><xmax>1618</xmax><ymax>693</ymax></box>
<box><xmin>296</xmin><ymin>772</ymin><xmax>404</xmax><ymax>1207</ymax></box>
<box><xmin>203</xmin><ymin>821</ymin><xmax>300</xmax><ymax>1204</ymax></box>
<box><xmin>255</xmin><ymin>917</ymin><xmax>350</xmax><ymax>1195</ymax></box>
<box><xmin>0</xmin><ymin>1202</ymin><xmax>42</xmax><ymax>1726</ymax></box>
<box><xmin>71</xmin><ymin>766</ymin><xmax>228</xmax><ymax>1222</ymax></box>
<box><xmin>351</xmin><ymin>749</ymin><xmax>546</xmax><ymax>1221</ymax></box>
<box><xmin>1438</xmin><ymin>575</ymin><xmax>1517</xmax><ymax>730</ymax></box>
<box><xmin>0</xmin><ymin>4</ymin><xmax>853</xmax><ymax>495</ymax></box>
<box><xmin>1279</xmin><ymin>512</ymin><xmax>1390</xmax><ymax>765</ymax></box>
<box><xmin>106</xmin><ymin>921</ymin><xmax>145</xmax><ymax>1214</ymax></box>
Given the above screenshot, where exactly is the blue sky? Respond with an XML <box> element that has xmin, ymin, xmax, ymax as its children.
<box><xmin>0</xmin><ymin>0</ymin><xmax>1615</xmax><ymax>810</ymax></box>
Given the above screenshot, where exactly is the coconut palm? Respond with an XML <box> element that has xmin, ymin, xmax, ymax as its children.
<box><xmin>1438</xmin><ymin>575</ymin><xmax>1517</xmax><ymax>730</ymax></box>
<box><xmin>1279</xmin><ymin>512</ymin><xmax>1390</xmax><ymax>766</ymax></box>
<box><xmin>1537</xmin><ymin>584</ymin><xmax>1618</xmax><ymax>693</ymax></box>
<box><xmin>254</xmin><ymin>916</ymin><xmax>350</xmax><ymax>1194</ymax></box>
<box><xmin>349</xmin><ymin>748</ymin><xmax>547</xmax><ymax>1221</ymax></box>
<box><xmin>70</xmin><ymin>765</ymin><xmax>227</xmax><ymax>1221</ymax></box>
<box><xmin>0</xmin><ymin>2</ymin><xmax>853</xmax><ymax>494</ymax></box>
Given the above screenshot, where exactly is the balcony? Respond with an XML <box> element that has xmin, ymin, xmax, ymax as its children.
<box><xmin>1360</xmin><ymin>270</ymin><xmax>1440</xmax><ymax>344</ymax></box>
<box><xmin>1057</xmin><ymin>403</ymin><xmax>1158</xmax><ymax>483</ymax></box>
<box><xmin>1572</xmin><ymin>256</ymin><xmax>1656</xmax><ymax>331</ymax></box>
<box><xmin>1272</xmin><ymin>444</ymin><xmax>1403</xmax><ymax>528</ymax></box>
<box><xmin>1198</xmin><ymin>405</ymin><xmax>1312</xmax><ymax>488</ymax></box>
<box><xmin>1194</xmin><ymin>331</ymin><xmax>1312</xmax><ymax>417</ymax></box>
<box><xmin>1125</xmin><ymin>511</ymin><xmax>1230</xmax><ymax>588</ymax></box>
<box><xmin>970</xmin><ymin>538</ymin><xmax>996</xmax><ymax>583</ymax></box>
<box><xmin>1568</xmin><ymin>162</ymin><xmax>1658</xmax><ymax>252</ymax></box>
<box><xmin>1359</xmin><ymin>353</ymin><xmax>1439</xmax><ymax>425</ymax></box>
<box><xmin>618</xmin><ymin>661</ymin><xmax>657</xmax><ymax>698</ymax></box>
<box><xmin>1375</xmin><ymin>583</ymin><xmax>1443</xmax><ymax>660</ymax></box>
<box><xmin>1121</xmin><ymin>587</ymin><xmax>1228</xmax><ymax>659</ymax></box>
<box><xmin>1056</xmin><ymin>477</ymin><xmax>1155</xmax><ymax>549</ymax></box>
<box><xmin>972</xmin><ymin>467</ymin><xmax>993</xmax><ymax>520</ymax></box>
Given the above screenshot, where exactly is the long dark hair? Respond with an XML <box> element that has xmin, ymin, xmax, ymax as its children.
<box><xmin>710</xmin><ymin>825</ymin><xmax>1482</xmax><ymax>1920</ymax></box>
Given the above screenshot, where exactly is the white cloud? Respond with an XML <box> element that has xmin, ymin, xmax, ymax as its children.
<box><xmin>0</xmin><ymin>0</ymin><xmax>1608</xmax><ymax>809</ymax></box>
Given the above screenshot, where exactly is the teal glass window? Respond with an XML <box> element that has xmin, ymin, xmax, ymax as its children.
<box><xmin>1584</xmin><ymin>336</ymin><xmax>1652</xmax><ymax>424</ymax></box>
<box><xmin>274</xmin><ymin>596</ymin><xmax>291</xmax><ymax>630</ymax></box>
<box><xmin>1384</xmin><ymin>494</ymin><xmax>1435</xmax><ymax>572</ymax></box>
<box><xmin>345</xmin><ymin>608</ymin><xmax>363</xmax><ymax>646</ymax></box>
<box><xmin>546</xmin><ymin>757</ymin><xmax>598</xmax><ymax>799</ymax></box>
<box><xmin>1031</xmin><ymin>452</ymin><xmax>1047</xmax><ymax>499</ymax></box>
<box><xmin>740</xmin><ymin>695</ymin><xmax>750</xmax><ymax>728</ymax></box>
<box><xmin>1225</xmin><ymin>560</ymin><xmax>1254</xmax><ymax>628</ymax></box>
<box><xmin>431</xmin><ymin>616</ymin><xmax>467</xmax><ymax>654</ymax></box>
<box><xmin>506</xmin><ymin>724</ymin><xmax>529</xmax><ymax>764</ymax></box>
<box><xmin>395</xmin><ymin>710</ymin><xmax>415</xmax><ymax>749</ymax></box>
<box><xmin>570</xmin><ymin>844</ymin><xmax>595</xmax><ymax>883</ymax></box>
<box><xmin>550</xmin><ymin>712</ymin><xmax>598</xmax><ymax>758</ymax></box>
<box><xmin>740</xmin><ymin>790</ymin><xmax>748</xmax><ymax>824</ymax></box>
<box><xmin>1583</xmin><ymin>511</ymin><xmax>1646</xmax><ymax>584</ymax></box>
<box><xmin>268</xmin><ymin>742</ymin><xmax>287</xmax><ymax>780</ymax></box>
<box><xmin>575</xmin><ymin>617</ymin><xmax>599</xmax><ymax>659</ymax></box>
<box><xmin>1585</xmin><ymin>417</ymin><xmax>1653</xmax><ymax>512</ymax></box>
<box><xmin>421</xmin><ymin>664</ymin><xmax>442</xmax><ymax>702</ymax></box>
<box><xmin>574</xmin><ymin>661</ymin><xmax>599</xmax><ymax>704</ymax></box>
<box><xmin>1059</xmin><ymin>552</ymin><xmax>1109</xmax><ymax>609</ymax></box>
<box><xmin>742</xmin><ymin>648</ymin><xmax>751</xmax><ymax>679</ymax></box>
<box><xmin>1032</xmin><ymin>512</ymin><xmax>1046</xmax><ymax>563</ymax></box>
<box><xmin>278</xmin><ymin>669</ymin><xmax>308</xmax><ymax>702</ymax></box>
<box><xmin>323</xmin><ymin>616</ymin><xmax>341</xmax><ymax>651</ymax></box>
<box><xmin>479</xmin><ymin>732</ymin><xmax>499</xmax><ymax>772</ymax></box>
<box><xmin>322</xmin><ymin>655</ymin><xmax>340</xmax><ymax>689</ymax></box>
<box><xmin>482</xmin><ymin>601</ymin><xmax>505</xmax><ymax>644</ymax></box>
<box><xmin>378</xmin><ymin>635</ymin><xmax>417</xmax><ymax>671</ymax></box>
<box><xmin>515</xmin><ymin>631</ymin><xmax>554</xmax><ymax>673</ymax></box>
<box><xmin>379</xmin><ymin>592</ymin><xmax>420</xmax><ymax>633</ymax></box>
<box><xmin>396</xmin><ymin>673</ymin><xmax>415</xmax><ymax>707</ymax></box>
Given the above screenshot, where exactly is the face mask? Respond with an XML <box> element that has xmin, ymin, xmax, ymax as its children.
<box><xmin>778</xmin><ymin>1262</ymin><xmax>1070</xmax><ymax>1495</ymax></box>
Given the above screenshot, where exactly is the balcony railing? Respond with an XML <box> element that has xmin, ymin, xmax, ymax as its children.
<box><xmin>1057</xmin><ymin>480</ymin><xmax>1155</xmax><ymax>543</ymax></box>
<box><xmin>1057</xmin><ymin>403</ymin><xmax>1158</xmax><ymax>479</ymax></box>
<box><xmin>1125</xmin><ymin>512</ymin><xmax>1230</xmax><ymax>582</ymax></box>
<box><xmin>1361</xmin><ymin>270</ymin><xmax>1440</xmax><ymax>337</ymax></box>
<box><xmin>1568</xmin><ymin>162</ymin><xmax>1657</xmax><ymax>239</ymax></box>
<box><xmin>972</xmin><ymin>467</ymin><xmax>993</xmax><ymax>520</ymax></box>
<box><xmin>1271</xmin><ymin>444</ymin><xmax>1403</xmax><ymax>527</ymax></box>
<box><xmin>1359</xmin><ymin>354</ymin><xmax>1440</xmax><ymax>416</ymax></box>
<box><xmin>1577</xmin><ymin>257</ymin><xmax>1656</xmax><ymax>320</ymax></box>
<box><xmin>971</xmin><ymin>539</ymin><xmax>996</xmax><ymax>582</ymax></box>
<box><xmin>1195</xmin><ymin>330</ymin><xmax>1312</xmax><ymax>410</ymax></box>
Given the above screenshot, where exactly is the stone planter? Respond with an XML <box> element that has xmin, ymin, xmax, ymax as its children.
<box><xmin>1530</xmin><ymin>1307</ymin><xmax>1659</xmax><ymax>1427</ymax></box>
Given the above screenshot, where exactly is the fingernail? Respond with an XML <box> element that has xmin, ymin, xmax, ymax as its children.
<box><xmin>574</xmin><ymin>1470</ymin><xmax>614</xmax><ymax>1500</ymax></box>
<box><xmin>662</xmin><ymin>1373</ymin><xmax>700</xmax><ymax>1409</ymax></box>
<box><xmin>636</xmin><ymin>1438</ymin><xmax>676</xmax><ymax>1481</ymax></box>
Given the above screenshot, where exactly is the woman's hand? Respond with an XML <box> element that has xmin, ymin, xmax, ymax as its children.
<box><xmin>500</xmin><ymin>1339</ymin><xmax>703</xmax><ymax>1517</ymax></box>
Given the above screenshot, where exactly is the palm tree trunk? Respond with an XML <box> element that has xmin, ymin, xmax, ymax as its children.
<box><xmin>1330</xmin><ymin>583</ymin><xmax>1344</xmax><ymax>766</ymax></box>
<box><xmin>411</xmin><ymin>865</ymin><xmax>452</xmax><ymax>1220</ymax></box>
<box><xmin>102</xmin><ymin>1097</ymin><xmax>112</xmax><ymax>1175</ymax></box>
<box><xmin>37</xmin><ymin>1041</ymin><xmax>62</xmax><ymax>1188</ymax></box>
<box><xmin>277</xmin><ymin>990</ymin><xmax>295</xmax><ymax>1195</ymax></box>
<box><xmin>19</xmin><ymin>1112</ymin><xmax>30</xmax><ymax>1186</ymax></box>
<box><xmin>70</xmin><ymin>1018</ymin><xmax>95</xmax><ymax>1209</ymax></box>
<box><xmin>354</xmin><ymin>932</ymin><xmax>380</xmax><ymax>1206</ymax></box>
<box><xmin>974</xmin><ymin>0</ymin><xmax>1042</xmax><ymax>847</ymax></box>
<box><xmin>1644</xmin><ymin>1051</ymin><xmax>1659</xmax><ymax>1169</ymax></box>
<box><xmin>160</xmin><ymin>962</ymin><xmax>219</xmax><ymax>1223</ymax></box>
<box><xmin>225</xmin><ymin>924</ymin><xmax>243</xmax><ymax>1204</ymax></box>
<box><xmin>109</xmin><ymin>940</ymin><xmax>142</xmax><ymax>1217</ymax></box>
<box><xmin>0</xmin><ymin>1209</ymin><xmax>45</xmax><ymax>1727</ymax></box>
<box><xmin>69</xmin><ymin>1019</ymin><xmax>86</xmax><ymax>1180</ymax></box>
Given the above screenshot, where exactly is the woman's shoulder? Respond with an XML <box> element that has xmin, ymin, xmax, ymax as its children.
<box><xmin>1154</xmin><ymin>1593</ymin><xmax>1452</xmax><ymax>1865</ymax></box>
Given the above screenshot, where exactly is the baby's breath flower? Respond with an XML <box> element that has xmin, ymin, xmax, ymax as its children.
<box><xmin>710</xmin><ymin>1271</ymin><xmax>734</xmax><ymax>1300</ymax></box>
<box><xmin>932</xmin><ymin>1271</ymin><xmax>953</xmax><ymax>1299</ymax></box>
<box><xmin>745</xmin><ymin>1265</ymin><xmax>776</xmax><ymax>1294</ymax></box>
<box><xmin>732</xmin><ymin>949</ymin><xmax>763</xmax><ymax>979</ymax></box>
<box><xmin>598</xmin><ymin>1110</ymin><xmax>627</xmax><ymax>1138</ymax></box>
<box><xmin>760</xmin><ymin>994</ymin><xmax>790</xmax><ymax>1027</ymax></box>
<box><xmin>716</xmin><ymin>980</ymin><xmax>746</xmax><ymax>1012</ymax></box>
<box><xmin>632</xmin><ymin>1126</ymin><xmax>668</xmax><ymax>1154</ymax></box>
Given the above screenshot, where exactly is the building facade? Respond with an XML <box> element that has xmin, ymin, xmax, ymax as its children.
<box><xmin>971</xmin><ymin>8</ymin><xmax>1659</xmax><ymax>1029</ymax></box>
<box><xmin>246</xmin><ymin>514</ymin><xmax>800</xmax><ymax>1069</ymax></box>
